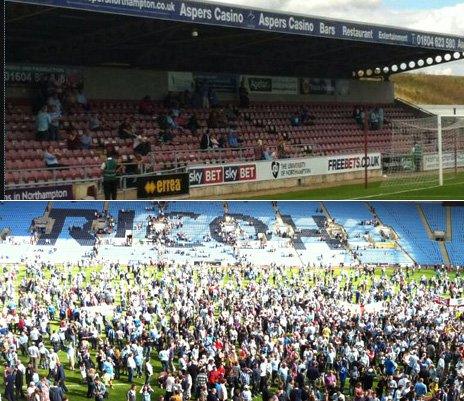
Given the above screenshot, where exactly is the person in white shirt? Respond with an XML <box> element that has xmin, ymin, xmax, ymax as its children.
<box><xmin>217</xmin><ymin>380</ymin><xmax>228</xmax><ymax>401</ymax></box>
<box><xmin>127</xmin><ymin>354</ymin><xmax>137</xmax><ymax>383</ymax></box>
<box><xmin>159</xmin><ymin>348</ymin><xmax>170</xmax><ymax>372</ymax></box>
<box><xmin>67</xmin><ymin>343</ymin><xmax>76</xmax><ymax>370</ymax></box>
<box><xmin>241</xmin><ymin>385</ymin><xmax>252</xmax><ymax>401</ymax></box>
<box><xmin>145</xmin><ymin>360</ymin><xmax>154</xmax><ymax>384</ymax></box>
<box><xmin>28</xmin><ymin>344</ymin><xmax>40</xmax><ymax>370</ymax></box>
<box><xmin>164</xmin><ymin>372</ymin><xmax>175</xmax><ymax>400</ymax></box>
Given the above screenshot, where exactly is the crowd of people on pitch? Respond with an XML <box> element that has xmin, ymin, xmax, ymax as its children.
<box><xmin>1</xmin><ymin>253</ymin><xmax>463</xmax><ymax>401</ymax></box>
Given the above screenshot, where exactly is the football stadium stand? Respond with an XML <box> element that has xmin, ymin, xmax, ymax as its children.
<box><xmin>5</xmin><ymin>100</ymin><xmax>421</xmax><ymax>186</ymax></box>
<box><xmin>5</xmin><ymin>0</ymin><xmax>464</xmax><ymax>199</ymax></box>
<box><xmin>1</xmin><ymin>201</ymin><xmax>462</xmax><ymax>267</ymax></box>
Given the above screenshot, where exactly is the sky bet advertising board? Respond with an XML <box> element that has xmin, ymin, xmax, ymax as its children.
<box><xmin>188</xmin><ymin>154</ymin><xmax>381</xmax><ymax>187</ymax></box>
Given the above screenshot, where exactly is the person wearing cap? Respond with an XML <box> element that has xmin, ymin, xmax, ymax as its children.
<box><xmin>241</xmin><ymin>385</ymin><xmax>252</xmax><ymax>401</ymax></box>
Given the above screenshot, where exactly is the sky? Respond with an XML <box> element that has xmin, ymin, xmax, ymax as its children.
<box><xmin>205</xmin><ymin>0</ymin><xmax>464</xmax><ymax>75</ymax></box>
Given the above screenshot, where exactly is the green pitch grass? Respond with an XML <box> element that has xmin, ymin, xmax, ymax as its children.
<box><xmin>244</xmin><ymin>171</ymin><xmax>464</xmax><ymax>200</ymax></box>
<box><xmin>3</xmin><ymin>265</ymin><xmax>462</xmax><ymax>401</ymax></box>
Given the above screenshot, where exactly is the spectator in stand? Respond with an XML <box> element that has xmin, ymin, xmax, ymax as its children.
<box><xmin>80</xmin><ymin>131</ymin><xmax>93</xmax><ymax>150</ymax></box>
<box><xmin>290</xmin><ymin>113</ymin><xmax>301</xmax><ymax>127</ymax></box>
<box><xmin>200</xmin><ymin>131</ymin><xmax>212</xmax><ymax>150</ymax></box>
<box><xmin>255</xmin><ymin>139</ymin><xmax>265</xmax><ymax>160</ymax></box>
<box><xmin>210</xmin><ymin>134</ymin><xmax>220</xmax><ymax>148</ymax></box>
<box><xmin>47</xmin><ymin>92</ymin><xmax>62</xmax><ymax>114</ymax></box>
<box><xmin>76</xmin><ymin>86</ymin><xmax>90</xmax><ymax>110</ymax></box>
<box><xmin>101</xmin><ymin>149</ymin><xmax>122</xmax><ymax>200</ymax></box>
<box><xmin>239</xmin><ymin>80</ymin><xmax>249</xmax><ymax>108</ymax></box>
<box><xmin>36</xmin><ymin>105</ymin><xmax>51</xmax><ymax>141</ymax></box>
<box><xmin>66</xmin><ymin>127</ymin><xmax>82</xmax><ymax>150</ymax></box>
<box><xmin>186</xmin><ymin>113</ymin><xmax>199</xmax><ymax>134</ymax></box>
<box><xmin>133</xmin><ymin>135</ymin><xmax>151</xmax><ymax>156</ymax></box>
<box><xmin>369</xmin><ymin>109</ymin><xmax>380</xmax><ymax>130</ymax></box>
<box><xmin>262</xmin><ymin>146</ymin><xmax>276</xmax><ymax>160</ymax></box>
<box><xmin>353</xmin><ymin>106</ymin><xmax>366</xmax><ymax>128</ymax></box>
<box><xmin>43</xmin><ymin>146</ymin><xmax>63</xmax><ymax>169</ymax></box>
<box><xmin>49</xmin><ymin>104</ymin><xmax>62</xmax><ymax>141</ymax></box>
<box><xmin>166</xmin><ymin>112</ymin><xmax>180</xmax><ymax>130</ymax></box>
<box><xmin>139</xmin><ymin>96</ymin><xmax>155</xmax><ymax>115</ymax></box>
<box><xmin>174</xmin><ymin>109</ymin><xmax>188</xmax><ymax>128</ymax></box>
<box><xmin>277</xmin><ymin>137</ymin><xmax>289</xmax><ymax>159</ymax></box>
<box><xmin>377</xmin><ymin>107</ymin><xmax>385</xmax><ymax>129</ymax></box>
<box><xmin>300</xmin><ymin>107</ymin><xmax>316</xmax><ymax>125</ymax></box>
<box><xmin>89</xmin><ymin>114</ymin><xmax>102</xmax><ymax>132</ymax></box>
<box><xmin>217</xmin><ymin>133</ymin><xmax>226</xmax><ymax>148</ymax></box>
<box><xmin>227</xmin><ymin>128</ymin><xmax>240</xmax><ymax>148</ymax></box>
<box><xmin>119</xmin><ymin>118</ymin><xmax>136</xmax><ymax>139</ymax></box>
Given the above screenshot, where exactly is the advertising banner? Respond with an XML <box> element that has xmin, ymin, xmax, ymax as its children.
<box><xmin>9</xmin><ymin>0</ymin><xmax>464</xmax><ymax>52</ymax></box>
<box><xmin>422</xmin><ymin>152</ymin><xmax>464</xmax><ymax>171</ymax></box>
<box><xmin>244</xmin><ymin>75</ymin><xmax>298</xmax><ymax>95</ymax></box>
<box><xmin>5</xmin><ymin>64</ymin><xmax>83</xmax><ymax>86</ymax></box>
<box><xmin>188</xmin><ymin>153</ymin><xmax>381</xmax><ymax>187</ymax></box>
<box><xmin>193</xmin><ymin>73</ymin><xmax>239</xmax><ymax>93</ymax></box>
<box><xmin>5</xmin><ymin>185</ymin><xmax>74</xmax><ymax>200</ymax></box>
<box><xmin>168</xmin><ymin>71</ymin><xmax>194</xmax><ymax>92</ymax></box>
<box><xmin>257</xmin><ymin>153</ymin><xmax>381</xmax><ymax>181</ymax></box>
<box><xmin>301</xmin><ymin>78</ymin><xmax>336</xmax><ymax>95</ymax></box>
<box><xmin>189</xmin><ymin>163</ymin><xmax>256</xmax><ymax>186</ymax></box>
<box><xmin>137</xmin><ymin>173</ymin><xmax>189</xmax><ymax>198</ymax></box>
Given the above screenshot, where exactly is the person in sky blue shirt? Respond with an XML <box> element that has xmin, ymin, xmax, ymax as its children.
<box><xmin>36</xmin><ymin>105</ymin><xmax>51</xmax><ymax>141</ymax></box>
<box><xmin>414</xmin><ymin>378</ymin><xmax>427</xmax><ymax>397</ymax></box>
<box><xmin>384</xmin><ymin>357</ymin><xmax>397</xmax><ymax>376</ymax></box>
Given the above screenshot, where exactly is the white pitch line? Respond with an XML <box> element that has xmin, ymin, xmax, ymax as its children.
<box><xmin>351</xmin><ymin>180</ymin><xmax>464</xmax><ymax>200</ymax></box>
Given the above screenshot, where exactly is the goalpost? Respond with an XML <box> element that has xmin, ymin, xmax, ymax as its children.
<box><xmin>382</xmin><ymin>115</ymin><xmax>464</xmax><ymax>191</ymax></box>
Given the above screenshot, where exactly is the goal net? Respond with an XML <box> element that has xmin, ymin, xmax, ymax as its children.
<box><xmin>381</xmin><ymin>115</ymin><xmax>464</xmax><ymax>191</ymax></box>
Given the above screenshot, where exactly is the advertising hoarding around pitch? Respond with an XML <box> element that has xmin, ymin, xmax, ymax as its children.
<box><xmin>137</xmin><ymin>173</ymin><xmax>190</xmax><ymax>198</ymax></box>
<box><xmin>5</xmin><ymin>185</ymin><xmax>74</xmax><ymax>200</ymax></box>
<box><xmin>189</xmin><ymin>164</ymin><xmax>257</xmax><ymax>186</ymax></box>
<box><xmin>422</xmin><ymin>152</ymin><xmax>464</xmax><ymax>171</ymax></box>
<box><xmin>188</xmin><ymin>153</ymin><xmax>381</xmax><ymax>187</ymax></box>
<box><xmin>257</xmin><ymin>153</ymin><xmax>381</xmax><ymax>181</ymax></box>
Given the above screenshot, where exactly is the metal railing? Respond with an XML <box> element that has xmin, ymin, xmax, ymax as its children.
<box><xmin>5</xmin><ymin>142</ymin><xmax>370</xmax><ymax>190</ymax></box>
